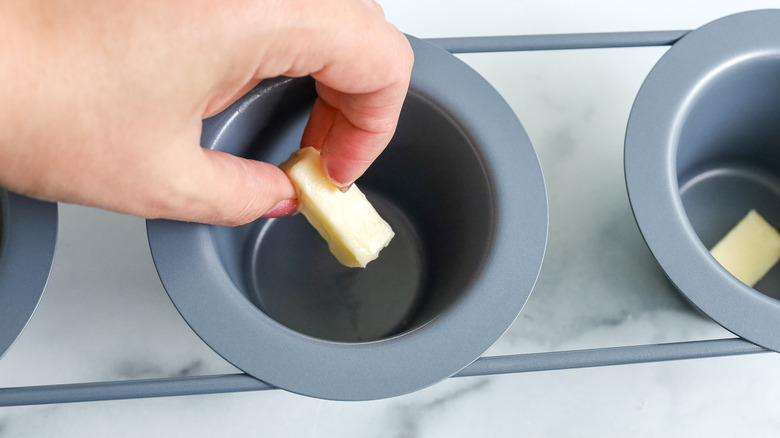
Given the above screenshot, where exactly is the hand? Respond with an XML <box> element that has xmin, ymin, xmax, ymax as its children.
<box><xmin>0</xmin><ymin>0</ymin><xmax>413</xmax><ymax>226</ymax></box>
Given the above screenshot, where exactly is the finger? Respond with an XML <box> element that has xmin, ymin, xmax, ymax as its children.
<box><xmin>147</xmin><ymin>147</ymin><xmax>297</xmax><ymax>226</ymax></box>
<box><xmin>314</xmin><ymin>81</ymin><xmax>407</xmax><ymax>187</ymax></box>
<box><xmin>305</xmin><ymin>20</ymin><xmax>413</xmax><ymax>187</ymax></box>
<box><xmin>192</xmin><ymin>148</ymin><xmax>298</xmax><ymax>225</ymax></box>
<box><xmin>300</xmin><ymin>96</ymin><xmax>339</xmax><ymax>151</ymax></box>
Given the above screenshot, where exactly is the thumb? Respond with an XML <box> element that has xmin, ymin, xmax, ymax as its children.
<box><xmin>157</xmin><ymin>148</ymin><xmax>297</xmax><ymax>226</ymax></box>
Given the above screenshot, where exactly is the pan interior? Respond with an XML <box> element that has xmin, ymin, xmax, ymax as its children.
<box><xmin>677</xmin><ymin>56</ymin><xmax>780</xmax><ymax>299</ymax></box>
<box><xmin>210</xmin><ymin>88</ymin><xmax>494</xmax><ymax>343</ymax></box>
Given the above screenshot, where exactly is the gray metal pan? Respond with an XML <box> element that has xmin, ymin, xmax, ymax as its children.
<box><xmin>625</xmin><ymin>10</ymin><xmax>780</xmax><ymax>352</ymax></box>
<box><xmin>147</xmin><ymin>35</ymin><xmax>548</xmax><ymax>400</ymax></box>
<box><xmin>0</xmin><ymin>190</ymin><xmax>58</xmax><ymax>360</ymax></box>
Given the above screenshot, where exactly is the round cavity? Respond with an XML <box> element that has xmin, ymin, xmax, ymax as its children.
<box><xmin>208</xmin><ymin>85</ymin><xmax>497</xmax><ymax>345</ymax></box>
<box><xmin>626</xmin><ymin>10</ymin><xmax>780</xmax><ymax>351</ymax></box>
<box><xmin>247</xmin><ymin>193</ymin><xmax>425</xmax><ymax>342</ymax></box>
<box><xmin>0</xmin><ymin>190</ymin><xmax>58</xmax><ymax>359</ymax></box>
<box><xmin>147</xmin><ymin>35</ymin><xmax>548</xmax><ymax>400</ymax></box>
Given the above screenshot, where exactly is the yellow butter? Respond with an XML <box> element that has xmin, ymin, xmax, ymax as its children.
<box><xmin>710</xmin><ymin>209</ymin><xmax>780</xmax><ymax>287</ymax></box>
<box><xmin>279</xmin><ymin>147</ymin><xmax>394</xmax><ymax>268</ymax></box>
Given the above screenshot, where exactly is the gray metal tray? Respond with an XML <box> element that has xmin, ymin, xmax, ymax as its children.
<box><xmin>1</xmin><ymin>11</ymin><xmax>777</xmax><ymax>406</ymax></box>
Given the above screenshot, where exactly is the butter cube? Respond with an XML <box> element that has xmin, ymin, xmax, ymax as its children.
<box><xmin>710</xmin><ymin>209</ymin><xmax>780</xmax><ymax>287</ymax></box>
<box><xmin>279</xmin><ymin>147</ymin><xmax>394</xmax><ymax>268</ymax></box>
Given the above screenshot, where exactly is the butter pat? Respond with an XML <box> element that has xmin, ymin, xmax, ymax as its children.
<box><xmin>710</xmin><ymin>209</ymin><xmax>780</xmax><ymax>287</ymax></box>
<box><xmin>279</xmin><ymin>147</ymin><xmax>394</xmax><ymax>268</ymax></box>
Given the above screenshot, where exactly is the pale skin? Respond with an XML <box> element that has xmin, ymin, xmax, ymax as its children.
<box><xmin>0</xmin><ymin>0</ymin><xmax>413</xmax><ymax>226</ymax></box>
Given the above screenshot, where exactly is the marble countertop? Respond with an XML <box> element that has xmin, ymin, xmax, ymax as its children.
<box><xmin>2</xmin><ymin>1</ymin><xmax>780</xmax><ymax>436</ymax></box>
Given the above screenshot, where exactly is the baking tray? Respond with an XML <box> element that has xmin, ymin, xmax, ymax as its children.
<box><xmin>0</xmin><ymin>27</ymin><xmax>775</xmax><ymax>407</ymax></box>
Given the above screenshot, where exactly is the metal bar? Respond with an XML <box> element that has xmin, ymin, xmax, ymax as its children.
<box><xmin>0</xmin><ymin>374</ymin><xmax>273</xmax><ymax>407</ymax></box>
<box><xmin>426</xmin><ymin>30</ymin><xmax>689</xmax><ymax>53</ymax></box>
<box><xmin>455</xmin><ymin>338</ymin><xmax>768</xmax><ymax>377</ymax></box>
<box><xmin>0</xmin><ymin>338</ymin><xmax>767</xmax><ymax>407</ymax></box>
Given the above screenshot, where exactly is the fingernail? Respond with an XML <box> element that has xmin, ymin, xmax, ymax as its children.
<box><xmin>262</xmin><ymin>199</ymin><xmax>298</xmax><ymax>218</ymax></box>
<box><xmin>322</xmin><ymin>166</ymin><xmax>352</xmax><ymax>193</ymax></box>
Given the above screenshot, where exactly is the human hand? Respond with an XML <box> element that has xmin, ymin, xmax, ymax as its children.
<box><xmin>0</xmin><ymin>0</ymin><xmax>412</xmax><ymax>225</ymax></box>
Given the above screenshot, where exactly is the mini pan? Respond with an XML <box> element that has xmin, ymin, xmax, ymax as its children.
<box><xmin>626</xmin><ymin>10</ymin><xmax>780</xmax><ymax>351</ymax></box>
<box><xmin>147</xmin><ymin>36</ymin><xmax>548</xmax><ymax>400</ymax></box>
<box><xmin>0</xmin><ymin>190</ymin><xmax>58</xmax><ymax>359</ymax></box>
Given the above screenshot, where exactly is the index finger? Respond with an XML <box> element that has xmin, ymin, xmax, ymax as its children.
<box><xmin>303</xmin><ymin>79</ymin><xmax>410</xmax><ymax>187</ymax></box>
<box><xmin>299</xmin><ymin>12</ymin><xmax>413</xmax><ymax>187</ymax></box>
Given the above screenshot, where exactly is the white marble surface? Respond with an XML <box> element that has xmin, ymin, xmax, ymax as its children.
<box><xmin>3</xmin><ymin>1</ymin><xmax>780</xmax><ymax>436</ymax></box>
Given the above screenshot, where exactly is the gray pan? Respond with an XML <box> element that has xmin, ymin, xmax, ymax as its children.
<box><xmin>0</xmin><ymin>190</ymin><xmax>58</xmax><ymax>360</ymax></box>
<box><xmin>625</xmin><ymin>10</ymin><xmax>780</xmax><ymax>352</ymax></box>
<box><xmin>147</xmin><ymin>35</ymin><xmax>548</xmax><ymax>400</ymax></box>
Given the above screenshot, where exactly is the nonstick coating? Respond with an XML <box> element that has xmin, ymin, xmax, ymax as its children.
<box><xmin>0</xmin><ymin>190</ymin><xmax>58</xmax><ymax>360</ymax></box>
<box><xmin>147</xmin><ymin>36</ymin><xmax>548</xmax><ymax>400</ymax></box>
<box><xmin>625</xmin><ymin>10</ymin><xmax>780</xmax><ymax>352</ymax></box>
